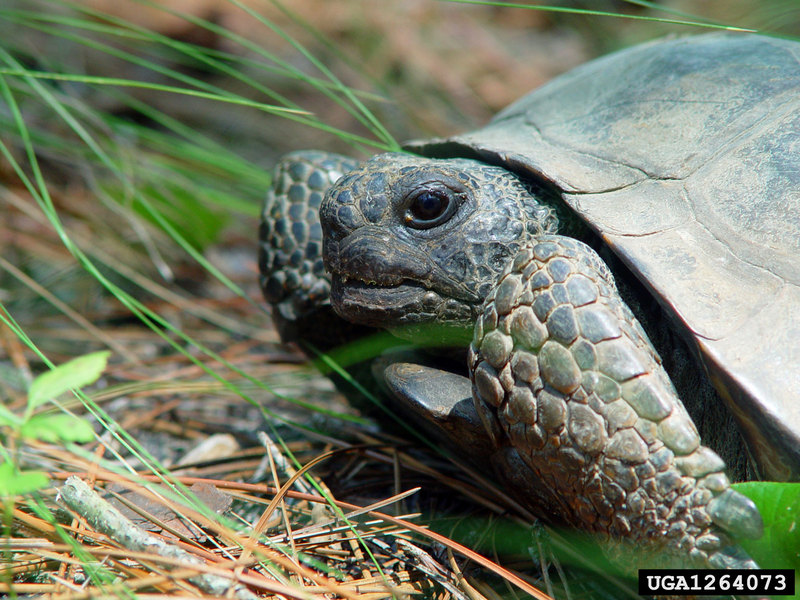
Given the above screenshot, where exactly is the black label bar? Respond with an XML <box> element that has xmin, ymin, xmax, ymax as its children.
<box><xmin>638</xmin><ymin>569</ymin><xmax>795</xmax><ymax>596</ymax></box>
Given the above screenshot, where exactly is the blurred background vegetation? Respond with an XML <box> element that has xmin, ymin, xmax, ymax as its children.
<box><xmin>3</xmin><ymin>0</ymin><xmax>799</xmax><ymax>358</ymax></box>
<box><xmin>1</xmin><ymin>1</ymin><xmax>799</xmax><ymax>598</ymax></box>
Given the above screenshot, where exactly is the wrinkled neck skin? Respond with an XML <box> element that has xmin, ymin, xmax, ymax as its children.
<box><xmin>320</xmin><ymin>152</ymin><xmax>560</xmax><ymax>346</ymax></box>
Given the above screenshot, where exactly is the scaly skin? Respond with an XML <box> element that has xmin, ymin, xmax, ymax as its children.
<box><xmin>259</xmin><ymin>151</ymin><xmax>366</xmax><ymax>349</ymax></box>
<box><xmin>470</xmin><ymin>237</ymin><xmax>760</xmax><ymax>567</ymax></box>
<box><xmin>259</xmin><ymin>150</ymin><xmax>763</xmax><ymax>570</ymax></box>
<box><xmin>260</xmin><ymin>151</ymin><xmax>355</xmax><ymax>314</ymax></box>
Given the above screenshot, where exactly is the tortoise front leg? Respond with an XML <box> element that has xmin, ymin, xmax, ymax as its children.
<box><xmin>259</xmin><ymin>151</ymin><xmax>362</xmax><ymax>348</ymax></box>
<box><xmin>469</xmin><ymin>235</ymin><xmax>762</xmax><ymax>568</ymax></box>
<box><xmin>261</xmin><ymin>151</ymin><xmax>412</xmax><ymax>416</ymax></box>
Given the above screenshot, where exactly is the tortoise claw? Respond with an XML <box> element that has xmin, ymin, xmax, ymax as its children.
<box><xmin>380</xmin><ymin>361</ymin><xmax>500</xmax><ymax>456</ymax></box>
<box><xmin>380</xmin><ymin>360</ymin><xmax>578</xmax><ymax>524</ymax></box>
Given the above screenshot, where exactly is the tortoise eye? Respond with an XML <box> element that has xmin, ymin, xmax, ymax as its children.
<box><xmin>405</xmin><ymin>189</ymin><xmax>457</xmax><ymax>229</ymax></box>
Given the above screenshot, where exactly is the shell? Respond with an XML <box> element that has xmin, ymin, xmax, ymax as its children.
<box><xmin>409</xmin><ymin>33</ymin><xmax>800</xmax><ymax>480</ymax></box>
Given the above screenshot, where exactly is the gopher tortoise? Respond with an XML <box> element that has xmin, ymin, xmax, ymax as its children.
<box><xmin>260</xmin><ymin>32</ymin><xmax>800</xmax><ymax>569</ymax></box>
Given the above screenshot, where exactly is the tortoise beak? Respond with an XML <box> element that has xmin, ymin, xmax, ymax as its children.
<box><xmin>325</xmin><ymin>225</ymin><xmax>481</xmax><ymax>304</ymax></box>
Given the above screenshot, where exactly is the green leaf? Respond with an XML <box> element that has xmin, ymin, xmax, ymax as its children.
<box><xmin>0</xmin><ymin>403</ymin><xmax>22</xmax><ymax>428</ymax></box>
<box><xmin>27</xmin><ymin>351</ymin><xmax>110</xmax><ymax>411</ymax></box>
<box><xmin>734</xmin><ymin>481</ymin><xmax>800</xmax><ymax>570</ymax></box>
<box><xmin>0</xmin><ymin>462</ymin><xmax>49</xmax><ymax>496</ymax></box>
<box><xmin>20</xmin><ymin>413</ymin><xmax>95</xmax><ymax>443</ymax></box>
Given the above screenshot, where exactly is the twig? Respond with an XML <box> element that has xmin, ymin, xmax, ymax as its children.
<box><xmin>59</xmin><ymin>476</ymin><xmax>260</xmax><ymax>600</ymax></box>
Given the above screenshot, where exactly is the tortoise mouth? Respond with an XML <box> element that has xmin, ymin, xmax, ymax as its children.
<box><xmin>330</xmin><ymin>274</ymin><xmax>441</xmax><ymax>327</ymax></box>
<box><xmin>324</xmin><ymin>226</ymin><xmax>482</xmax><ymax>332</ymax></box>
<box><xmin>329</xmin><ymin>273</ymin><xmax>478</xmax><ymax>337</ymax></box>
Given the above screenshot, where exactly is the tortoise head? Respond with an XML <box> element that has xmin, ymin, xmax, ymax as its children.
<box><xmin>320</xmin><ymin>152</ymin><xmax>558</xmax><ymax>343</ymax></box>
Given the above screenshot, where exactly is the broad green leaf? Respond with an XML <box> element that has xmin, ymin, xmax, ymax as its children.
<box><xmin>734</xmin><ymin>481</ymin><xmax>800</xmax><ymax>570</ymax></box>
<box><xmin>20</xmin><ymin>413</ymin><xmax>95</xmax><ymax>443</ymax></box>
<box><xmin>0</xmin><ymin>462</ymin><xmax>49</xmax><ymax>496</ymax></box>
<box><xmin>27</xmin><ymin>351</ymin><xmax>110</xmax><ymax>411</ymax></box>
